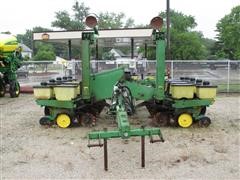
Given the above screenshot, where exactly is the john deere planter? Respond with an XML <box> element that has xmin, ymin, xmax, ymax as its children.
<box><xmin>0</xmin><ymin>34</ymin><xmax>22</xmax><ymax>98</ymax></box>
<box><xmin>33</xmin><ymin>15</ymin><xmax>218</xmax><ymax>170</ymax></box>
<box><xmin>33</xmin><ymin>15</ymin><xmax>217</xmax><ymax>129</ymax></box>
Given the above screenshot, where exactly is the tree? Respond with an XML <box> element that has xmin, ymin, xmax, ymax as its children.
<box><xmin>34</xmin><ymin>43</ymin><xmax>56</xmax><ymax>61</ymax></box>
<box><xmin>159</xmin><ymin>10</ymin><xmax>207</xmax><ymax>60</ymax></box>
<box><xmin>52</xmin><ymin>1</ymin><xmax>89</xmax><ymax>30</ymax></box>
<box><xmin>202</xmin><ymin>38</ymin><xmax>217</xmax><ymax>59</ymax></box>
<box><xmin>98</xmin><ymin>12</ymin><xmax>135</xmax><ymax>29</ymax></box>
<box><xmin>52</xmin><ymin>1</ymin><xmax>134</xmax><ymax>30</ymax></box>
<box><xmin>216</xmin><ymin>5</ymin><xmax>240</xmax><ymax>60</ymax></box>
<box><xmin>1</xmin><ymin>31</ymin><xmax>11</xmax><ymax>34</ymax></box>
<box><xmin>160</xmin><ymin>10</ymin><xmax>197</xmax><ymax>32</ymax></box>
<box><xmin>171</xmin><ymin>31</ymin><xmax>206</xmax><ymax>59</ymax></box>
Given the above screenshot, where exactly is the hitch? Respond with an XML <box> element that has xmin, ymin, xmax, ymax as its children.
<box><xmin>88</xmin><ymin>125</ymin><xmax>164</xmax><ymax>171</ymax></box>
<box><xmin>87</xmin><ymin>82</ymin><xmax>164</xmax><ymax>171</ymax></box>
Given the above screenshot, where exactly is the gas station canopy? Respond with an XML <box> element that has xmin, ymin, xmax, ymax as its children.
<box><xmin>33</xmin><ymin>28</ymin><xmax>154</xmax><ymax>46</ymax></box>
<box><xmin>33</xmin><ymin>28</ymin><xmax>154</xmax><ymax>59</ymax></box>
<box><xmin>33</xmin><ymin>28</ymin><xmax>153</xmax><ymax>41</ymax></box>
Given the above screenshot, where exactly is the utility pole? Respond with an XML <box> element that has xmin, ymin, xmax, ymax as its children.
<box><xmin>166</xmin><ymin>0</ymin><xmax>171</xmax><ymax>60</ymax></box>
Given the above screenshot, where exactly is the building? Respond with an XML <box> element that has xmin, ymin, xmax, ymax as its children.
<box><xmin>19</xmin><ymin>43</ymin><xmax>33</xmax><ymax>59</ymax></box>
<box><xmin>110</xmin><ymin>48</ymin><xmax>126</xmax><ymax>59</ymax></box>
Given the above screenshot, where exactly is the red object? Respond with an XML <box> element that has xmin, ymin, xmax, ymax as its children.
<box><xmin>20</xmin><ymin>85</ymin><xmax>33</xmax><ymax>94</ymax></box>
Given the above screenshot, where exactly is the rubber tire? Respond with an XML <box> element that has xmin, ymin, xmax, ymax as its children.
<box><xmin>9</xmin><ymin>81</ymin><xmax>20</xmax><ymax>98</ymax></box>
<box><xmin>198</xmin><ymin>116</ymin><xmax>211</xmax><ymax>127</ymax></box>
<box><xmin>39</xmin><ymin>117</ymin><xmax>51</xmax><ymax>126</ymax></box>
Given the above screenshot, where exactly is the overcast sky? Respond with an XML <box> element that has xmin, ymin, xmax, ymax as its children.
<box><xmin>0</xmin><ymin>0</ymin><xmax>239</xmax><ymax>39</ymax></box>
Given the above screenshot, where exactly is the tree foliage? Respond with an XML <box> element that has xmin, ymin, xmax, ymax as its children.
<box><xmin>98</xmin><ymin>12</ymin><xmax>134</xmax><ymax>29</ymax></box>
<box><xmin>160</xmin><ymin>10</ymin><xmax>197</xmax><ymax>32</ymax></box>
<box><xmin>52</xmin><ymin>1</ymin><xmax>89</xmax><ymax>30</ymax></box>
<box><xmin>52</xmin><ymin>1</ymin><xmax>134</xmax><ymax>30</ymax></box>
<box><xmin>216</xmin><ymin>5</ymin><xmax>240</xmax><ymax>60</ymax></box>
<box><xmin>159</xmin><ymin>10</ymin><xmax>207</xmax><ymax>60</ymax></box>
<box><xmin>34</xmin><ymin>43</ymin><xmax>56</xmax><ymax>61</ymax></box>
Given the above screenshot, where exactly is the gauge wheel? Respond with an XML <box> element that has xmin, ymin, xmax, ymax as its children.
<box><xmin>9</xmin><ymin>81</ymin><xmax>20</xmax><ymax>98</ymax></box>
<box><xmin>198</xmin><ymin>116</ymin><xmax>211</xmax><ymax>127</ymax></box>
<box><xmin>56</xmin><ymin>113</ymin><xmax>72</xmax><ymax>128</ymax></box>
<box><xmin>178</xmin><ymin>113</ymin><xmax>193</xmax><ymax>128</ymax></box>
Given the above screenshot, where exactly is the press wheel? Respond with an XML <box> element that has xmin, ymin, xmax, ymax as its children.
<box><xmin>39</xmin><ymin>116</ymin><xmax>52</xmax><ymax>126</ymax></box>
<box><xmin>198</xmin><ymin>116</ymin><xmax>211</xmax><ymax>127</ymax></box>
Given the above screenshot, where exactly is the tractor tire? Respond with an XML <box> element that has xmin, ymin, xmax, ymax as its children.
<box><xmin>9</xmin><ymin>81</ymin><xmax>20</xmax><ymax>98</ymax></box>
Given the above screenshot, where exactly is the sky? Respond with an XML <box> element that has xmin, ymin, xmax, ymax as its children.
<box><xmin>0</xmin><ymin>0</ymin><xmax>239</xmax><ymax>39</ymax></box>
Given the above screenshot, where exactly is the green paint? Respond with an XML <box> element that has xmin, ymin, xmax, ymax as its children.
<box><xmin>36</xmin><ymin>99</ymin><xmax>76</xmax><ymax>109</ymax></box>
<box><xmin>154</xmin><ymin>32</ymin><xmax>165</xmax><ymax>100</ymax></box>
<box><xmin>173</xmin><ymin>99</ymin><xmax>214</xmax><ymax>109</ymax></box>
<box><xmin>81</xmin><ymin>37</ymin><xmax>91</xmax><ymax>99</ymax></box>
<box><xmin>91</xmin><ymin>68</ymin><xmax>124</xmax><ymax>101</ymax></box>
<box><xmin>124</xmin><ymin>81</ymin><xmax>155</xmax><ymax>101</ymax></box>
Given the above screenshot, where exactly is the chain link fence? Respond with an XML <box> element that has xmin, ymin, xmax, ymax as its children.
<box><xmin>18</xmin><ymin>60</ymin><xmax>240</xmax><ymax>93</ymax></box>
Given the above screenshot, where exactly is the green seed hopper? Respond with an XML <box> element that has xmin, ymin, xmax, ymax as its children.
<box><xmin>33</xmin><ymin>15</ymin><xmax>217</xmax><ymax>129</ymax></box>
<box><xmin>0</xmin><ymin>34</ymin><xmax>22</xmax><ymax>98</ymax></box>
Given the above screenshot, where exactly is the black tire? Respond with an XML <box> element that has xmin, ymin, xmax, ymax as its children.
<box><xmin>198</xmin><ymin>116</ymin><xmax>211</xmax><ymax>127</ymax></box>
<box><xmin>0</xmin><ymin>83</ymin><xmax>6</xmax><ymax>97</ymax></box>
<box><xmin>9</xmin><ymin>81</ymin><xmax>20</xmax><ymax>98</ymax></box>
<box><xmin>39</xmin><ymin>116</ymin><xmax>51</xmax><ymax>126</ymax></box>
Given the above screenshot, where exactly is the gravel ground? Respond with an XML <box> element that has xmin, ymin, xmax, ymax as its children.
<box><xmin>1</xmin><ymin>94</ymin><xmax>240</xmax><ymax>179</ymax></box>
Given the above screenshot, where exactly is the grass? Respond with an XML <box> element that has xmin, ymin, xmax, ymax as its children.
<box><xmin>217</xmin><ymin>84</ymin><xmax>240</xmax><ymax>93</ymax></box>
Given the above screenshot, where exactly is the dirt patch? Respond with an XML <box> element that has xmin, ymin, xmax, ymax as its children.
<box><xmin>1</xmin><ymin>94</ymin><xmax>240</xmax><ymax>179</ymax></box>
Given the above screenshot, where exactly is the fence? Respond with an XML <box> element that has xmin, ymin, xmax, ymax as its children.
<box><xmin>18</xmin><ymin>60</ymin><xmax>240</xmax><ymax>93</ymax></box>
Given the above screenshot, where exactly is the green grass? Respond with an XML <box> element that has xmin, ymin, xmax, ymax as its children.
<box><xmin>217</xmin><ymin>84</ymin><xmax>240</xmax><ymax>93</ymax></box>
